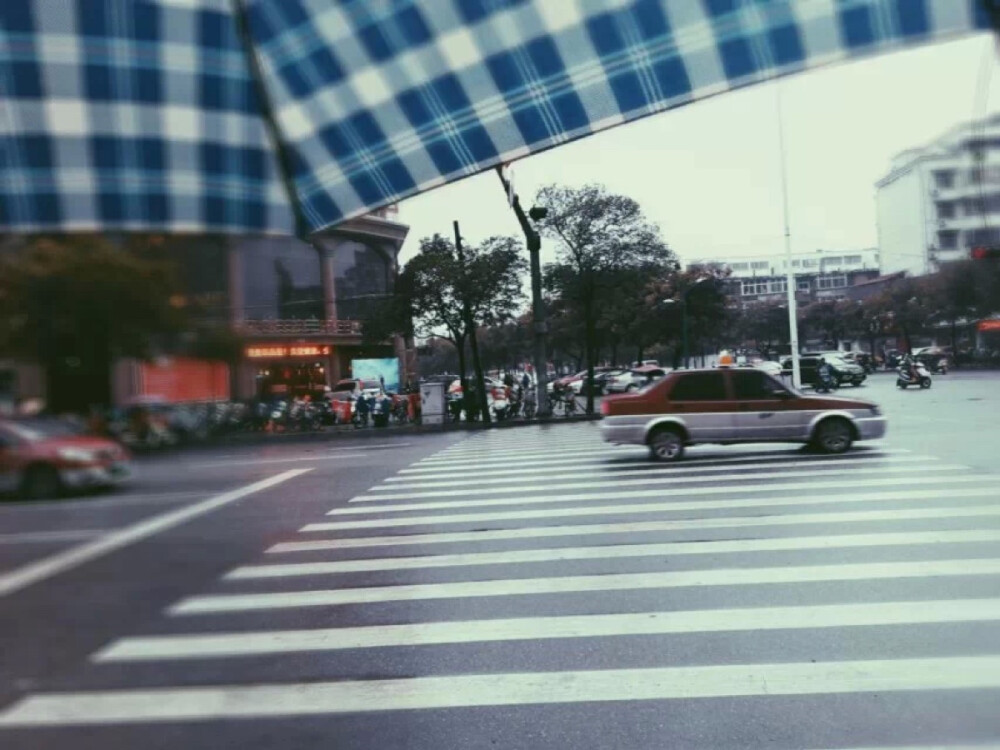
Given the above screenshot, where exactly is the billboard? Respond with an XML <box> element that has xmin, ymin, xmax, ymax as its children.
<box><xmin>351</xmin><ymin>358</ymin><xmax>400</xmax><ymax>393</ymax></box>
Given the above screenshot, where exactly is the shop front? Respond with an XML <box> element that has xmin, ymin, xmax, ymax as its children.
<box><xmin>244</xmin><ymin>344</ymin><xmax>334</xmax><ymax>400</ymax></box>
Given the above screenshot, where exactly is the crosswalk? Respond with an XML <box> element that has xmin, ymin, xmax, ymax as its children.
<box><xmin>2</xmin><ymin>424</ymin><xmax>1000</xmax><ymax>748</ymax></box>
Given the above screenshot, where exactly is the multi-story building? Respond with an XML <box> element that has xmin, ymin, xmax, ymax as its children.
<box><xmin>692</xmin><ymin>248</ymin><xmax>881</xmax><ymax>305</ymax></box>
<box><xmin>0</xmin><ymin>208</ymin><xmax>412</xmax><ymax>410</ymax></box>
<box><xmin>875</xmin><ymin>114</ymin><xmax>1000</xmax><ymax>275</ymax></box>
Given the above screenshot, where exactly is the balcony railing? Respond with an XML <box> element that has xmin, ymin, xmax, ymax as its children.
<box><xmin>235</xmin><ymin>318</ymin><xmax>363</xmax><ymax>337</ymax></box>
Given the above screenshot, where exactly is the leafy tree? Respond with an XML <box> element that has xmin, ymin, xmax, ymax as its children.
<box><xmin>534</xmin><ymin>184</ymin><xmax>676</xmax><ymax>412</ymax></box>
<box><xmin>392</xmin><ymin>233</ymin><xmax>526</xmax><ymax>417</ymax></box>
<box><xmin>735</xmin><ymin>301</ymin><xmax>791</xmax><ymax>358</ymax></box>
<box><xmin>0</xmin><ymin>235</ymin><xmax>184</xmax><ymax>412</ymax></box>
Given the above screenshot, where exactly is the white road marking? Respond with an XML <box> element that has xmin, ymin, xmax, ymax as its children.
<box><xmin>4</xmin><ymin>655</ymin><xmax>1000</xmax><ymax>725</ymax></box>
<box><xmin>0</xmin><ymin>490</ymin><xmax>208</xmax><ymax>511</ymax></box>
<box><xmin>191</xmin><ymin>454</ymin><xmax>364</xmax><ymax>468</ymax></box>
<box><xmin>0</xmin><ymin>470</ymin><xmax>312</xmax><ymax>598</ymax></box>
<box><xmin>399</xmin><ymin>448</ymin><xmax>911</xmax><ymax>474</ymax></box>
<box><xmin>276</xmin><ymin>503</ymin><xmax>1000</xmax><ymax>553</ymax></box>
<box><xmin>374</xmin><ymin>454</ymin><xmax>933</xmax><ymax>491</ymax></box>
<box><xmin>357</xmin><ymin>462</ymin><xmax>958</xmax><ymax>502</ymax></box>
<box><xmin>332</xmin><ymin>473</ymin><xmax>985</xmax><ymax>516</ymax></box>
<box><xmin>431</xmin><ymin>438</ymin><xmax>605</xmax><ymax>458</ymax></box>
<box><xmin>232</xmin><ymin>529</ymin><xmax>1000</xmax><ymax>579</ymax></box>
<box><xmin>306</xmin><ymin>486</ymin><xmax>1000</xmax><ymax>532</ymax></box>
<box><xmin>170</xmin><ymin>558</ymin><xmax>1000</xmax><ymax>614</ymax></box>
<box><xmin>0</xmin><ymin>530</ymin><xmax>103</xmax><ymax>545</ymax></box>
<box><xmin>96</xmin><ymin>597</ymin><xmax>1000</xmax><ymax>661</ymax></box>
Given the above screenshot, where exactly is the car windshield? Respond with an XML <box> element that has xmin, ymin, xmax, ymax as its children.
<box><xmin>3</xmin><ymin>418</ymin><xmax>85</xmax><ymax>442</ymax></box>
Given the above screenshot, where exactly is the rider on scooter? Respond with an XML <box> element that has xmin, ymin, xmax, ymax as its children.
<box><xmin>817</xmin><ymin>357</ymin><xmax>835</xmax><ymax>391</ymax></box>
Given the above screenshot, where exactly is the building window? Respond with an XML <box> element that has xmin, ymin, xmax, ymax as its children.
<box><xmin>768</xmin><ymin>279</ymin><xmax>787</xmax><ymax>294</ymax></box>
<box><xmin>791</xmin><ymin>260</ymin><xmax>801</xmax><ymax>267</ymax></box>
<box><xmin>817</xmin><ymin>275</ymin><xmax>848</xmax><ymax>290</ymax></box>
<box><xmin>750</xmin><ymin>261</ymin><xmax>769</xmax><ymax>270</ymax></box>
<box><xmin>966</xmin><ymin>228</ymin><xmax>1000</xmax><ymax>247</ymax></box>
<box><xmin>961</xmin><ymin>195</ymin><xmax>1000</xmax><ymax>215</ymax></box>
<box><xmin>843</xmin><ymin>254</ymin><xmax>863</xmax><ymax>264</ymax></box>
<box><xmin>821</xmin><ymin>256</ymin><xmax>843</xmax><ymax>265</ymax></box>
<box><xmin>797</xmin><ymin>280</ymin><xmax>811</xmax><ymax>292</ymax></box>
<box><xmin>331</xmin><ymin>240</ymin><xmax>392</xmax><ymax>320</ymax></box>
<box><xmin>239</xmin><ymin>238</ymin><xmax>323</xmax><ymax>321</ymax></box>
<box><xmin>801</xmin><ymin>259</ymin><xmax>818</xmax><ymax>268</ymax></box>
<box><xmin>933</xmin><ymin>170</ymin><xmax>955</xmax><ymax>189</ymax></box>
<box><xmin>937</xmin><ymin>202</ymin><xmax>956</xmax><ymax>219</ymax></box>
<box><xmin>938</xmin><ymin>230</ymin><xmax>959</xmax><ymax>250</ymax></box>
<box><xmin>729</xmin><ymin>262</ymin><xmax>748</xmax><ymax>271</ymax></box>
<box><xmin>741</xmin><ymin>280</ymin><xmax>769</xmax><ymax>296</ymax></box>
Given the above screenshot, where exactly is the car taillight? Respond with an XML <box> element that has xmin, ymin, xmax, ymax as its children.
<box><xmin>600</xmin><ymin>400</ymin><xmax>610</xmax><ymax>416</ymax></box>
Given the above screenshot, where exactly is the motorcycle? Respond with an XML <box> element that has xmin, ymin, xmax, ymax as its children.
<box><xmin>490</xmin><ymin>385</ymin><xmax>510</xmax><ymax>421</ymax></box>
<box><xmin>447</xmin><ymin>391</ymin><xmax>464</xmax><ymax>423</ymax></box>
<box><xmin>522</xmin><ymin>386</ymin><xmax>537</xmax><ymax>419</ymax></box>
<box><xmin>814</xmin><ymin>372</ymin><xmax>838</xmax><ymax>394</ymax></box>
<box><xmin>371</xmin><ymin>394</ymin><xmax>392</xmax><ymax>427</ymax></box>
<box><xmin>896</xmin><ymin>361</ymin><xmax>932</xmax><ymax>389</ymax></box>
<box><xmin>351</xmin><ymin>395</ymin><xmax>370</xmax><ymax>427</ymax></box>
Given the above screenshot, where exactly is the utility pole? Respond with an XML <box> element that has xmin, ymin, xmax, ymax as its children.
<box><xmin>453</xmin><ymin>221</ymin><xmax>490</xmax><ymax>424</ymax></box>
<box><xmin>775</xmin><ymin>83</ymin><xmax>801</xmax><ymax>389</ymax></box>
<box><xmin>495</xmin><ymin>167</ymin><xmax>550</xmax><ymax>416</ymax></box>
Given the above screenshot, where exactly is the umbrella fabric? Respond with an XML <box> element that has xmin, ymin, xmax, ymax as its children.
<box><xmin>0</xmin><ymin>1</ymin><xmax>990</xmax><ymax>236</ymax></box>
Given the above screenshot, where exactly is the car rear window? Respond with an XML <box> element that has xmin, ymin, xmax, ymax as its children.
<box><xmin>668</xmin><ymin>372</ymin><xmax>727</xmax><ymax>401</ymax></box>
<box><xmin>733</xmin><ymin>370</ymin><xmax>788</xmax><ymax>399</ymax></box>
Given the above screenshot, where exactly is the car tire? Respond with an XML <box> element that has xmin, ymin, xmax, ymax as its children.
<box><xmin>20</xmin><ymin>464</ymin><xmax>63</xmax><ymax>500</ymax></box>
<box><xmin>812</xmin><ymin>418</ymin><xmax>853</xmax><ymax>454</ymax></box>
<box><xmin>648</xmin><ymin>427</ymin><xmax>685</xmax><ymax>462</ymax></box>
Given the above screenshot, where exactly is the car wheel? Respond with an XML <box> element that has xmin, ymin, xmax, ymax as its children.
<box><xmin>20</xmin><ymin>464</ymin><xmax>63</xmax><ymax>500</ymax></box>
<box><xmin>813</xmin><ymin>418</ymin><xmax>853</xmax><ymax>454</ymax></box>
<box><xmin>648</xmin><ymin>427</ymin><xmax>685</xmax><ymax>462</ymax></box>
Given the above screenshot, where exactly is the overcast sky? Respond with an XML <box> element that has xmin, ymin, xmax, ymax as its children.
<box><xmin>397</xmin><ymin>34</ymin><xmax>998</xmax><ymax>267</ymax></box>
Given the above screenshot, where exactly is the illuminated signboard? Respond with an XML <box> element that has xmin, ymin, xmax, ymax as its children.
<box><xmin>245</xmin><ymin>345</ymin><xmax>331</xmax><ymax>359</ymax></box>
<box><xmin>978</xmin><ymin>320</ymin><xmax>1000</xmax><ymax>333</ymax></box>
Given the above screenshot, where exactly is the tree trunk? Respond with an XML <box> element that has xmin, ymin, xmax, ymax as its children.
<box><xmin>453</xmin><ymin>335</ymin><xmax>470</xmax><ymax>421</ymax></box>
<box><xmin>467</xmin><ymin>322</ymin><xmax>490</xmax><ymax>425</ymax></box>
<box><xmin>584</xmin><ymin>305</ymin><xmax>598</xmax><ymax>414</ymax></box>
<box><xmin>950</xmin><ymin>320</ymin><xmax>958</xmax><ymax>366</ymax></box>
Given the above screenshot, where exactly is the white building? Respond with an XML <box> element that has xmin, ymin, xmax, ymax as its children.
<box><xmin>875</xmin><ymin>114</ymin><xmax>1000</xmax><ymax>276</ymax></box>
<box><xmin>691</xmin><ymin>248</ymin><xmax>881</xmax><ymax>302</ymax></box>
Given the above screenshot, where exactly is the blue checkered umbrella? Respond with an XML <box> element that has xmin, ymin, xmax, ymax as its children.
<box><xmin>0</xmin><ymin>1</ymin><xmax>991</xmax><ymax>236</ymax></box>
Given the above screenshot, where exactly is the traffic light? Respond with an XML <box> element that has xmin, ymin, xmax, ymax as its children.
<box><xmin>971</xmin><ymin>246</ymin><xmax>1000</xmax><ymax>260</ymax></box>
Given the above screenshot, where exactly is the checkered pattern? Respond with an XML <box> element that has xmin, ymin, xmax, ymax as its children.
<box><xmin>1</xmin><ymin>1</ymin><xmax>990</xmax><ymax>235</ymax></box>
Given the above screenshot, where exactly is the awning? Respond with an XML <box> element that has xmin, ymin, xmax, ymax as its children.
<box><xmin>0</xmin><ymin>1</ymin><xmax>991</xmax><ymax>236</ymax></box>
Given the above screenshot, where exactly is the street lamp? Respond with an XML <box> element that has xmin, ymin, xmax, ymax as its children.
<box><xmin>663</xmin><ymin>276</ymin><xmax>713</xmax><ymax>369</ymax></box>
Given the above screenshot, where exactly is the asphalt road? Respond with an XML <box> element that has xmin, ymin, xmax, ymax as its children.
<box><xmin>0</xmin><ymin>372</ymin><xmax>998</xmax><ymax>749</ymax></box>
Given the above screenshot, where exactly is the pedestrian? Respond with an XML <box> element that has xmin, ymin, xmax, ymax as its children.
<box><xmin>521</xmin><ymin>372</ymin><xmax>530</xmax><ymax>390</ymax></box>
<box><xmin>379</xmin><ymin>374</ymin><xmax>385</xmax><ymax>393</ymax></box>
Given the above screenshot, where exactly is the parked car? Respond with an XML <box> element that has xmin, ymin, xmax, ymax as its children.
<box><xmin>551</xmin><ymin>367</ymin><xmax>618</xmax><ymax>395</ymax></box>
<box><xmin>0</xmin><ymin>418</ymin><xmax>132</xmax><ymax>499</ymax></box>
<box><xmin>605</xmin><ymin>365</ymin><xmax>669</xmax><ymax>393</ymax></box>
<box><xmin>332</xmin><ymin>378</ymin><xmax>383</xmax><ymax>398</ymax></box>
<box><xmin>600</xmin><ymin>368</ymin><xmax>886</xmax><ymax>461</ymax></box>
<box><xmin>755</xmin><ymin>360</ymin><xmax>783</xmax><ymax>377</ymax></box>
<box><xmin>781</xmin><ymin>353</ymin><xmax>866</xmax><ymax>387</ymax></box>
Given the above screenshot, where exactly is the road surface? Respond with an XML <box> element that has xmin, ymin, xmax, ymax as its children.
<box><xmin>0</xmin><ymin>372</ymin><xmax>998</xmax><ymax>749</ymax></box>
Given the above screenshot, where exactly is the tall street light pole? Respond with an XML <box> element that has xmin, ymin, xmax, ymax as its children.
<box><xmin>496</xmin><ymin>166</ymin><xmax>550</xmax><ymax>416</ymax></box>
<box><xmin>775</xmin><ymin>83</ymin><xmax>802</xmax><ymax>388</ymax></box>
<box><xmin>681</xmin><ymin>277</ymin><xmax>712</xmax><ymax>369</ymax></box>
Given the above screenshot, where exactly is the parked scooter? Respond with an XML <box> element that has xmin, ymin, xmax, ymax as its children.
<box><xmin>371</xmin><ymin>393</ymin><xmax>393</xmax><ymax>427</ymax></box>
<box><xmin>896</xmin><ymin>360</ymin><xmax>932</xmax><ymax>389</ymax></box>
<box><xmin>491</xmin><ymin>385</ymin><xmax>511</xmax><ymax>421</ymax></box>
